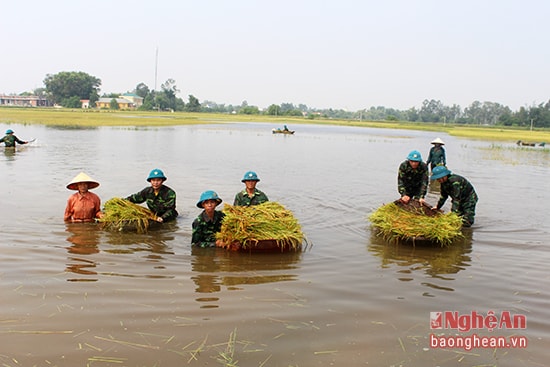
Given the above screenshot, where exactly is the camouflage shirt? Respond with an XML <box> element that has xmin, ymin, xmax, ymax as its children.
<box><xmin>233</xmin><ymin>189</ymin><xmax>269</xmax><ymax>206</ymax></box>
<box><xmin>426</xmin><ymin>146</ymin><xmax>446</xmax><ymax>168</ymax></box>
<box><xmin>126</xmin><ymin>185</ymin><xmax>178</xmax><ymax>222</ymax></box>
<box><xmin>397</xmin><ymin>160</ymin><xmax>429</xmax><ymax>199</ymax></box>
<box><xmin>0</xmin><ymin>134</ymin><xmax>26</xmax><ymax>147</ymax></box>
<box><xmin>436</xmin><ymin>174</ymin><xmax>478</xmax><ymax>213</ymax></box>
<box><xmin>191</xmin><ymin>210</ymin><xmax>225</xmax><ymax>248</ymax></box>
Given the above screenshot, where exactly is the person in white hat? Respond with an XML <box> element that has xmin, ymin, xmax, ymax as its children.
<box><xmin>64</xmin><ymin>172</ymin><xmax>103</xmax><ymax>222</ymax></box>
<box><xmin>426</xmin><ymin>137</ymin><xmax>446</xmax><ymax>171</ymax></box>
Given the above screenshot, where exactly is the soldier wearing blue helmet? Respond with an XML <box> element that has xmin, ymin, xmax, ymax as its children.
<box><xmin>397</xmin><ymin>150</ymin><xmax>429</xmax><ymax>205</ymax></box>
<box><xmin>192</xmin><ymin>190</ymin><xmax>225</xmax><ymax>248</ymax></box>
<box><xmin>126</xmin><ymin>168</ymin><xmax>178</xmax><ymax>222</ymax></box>
<box><xmin>1</xmin><ymin>129</ymin><xmax>29</xmax><ymax>148</ymax></box>
<box><xmin>233</xmin><ymin>170</ymin><xmax>269</xmax><ymax>206</ymax></box>
<box><xmin>430</xmin><ymin>166</ymin><xmax>478</xmax><ymax>227</ymax></box>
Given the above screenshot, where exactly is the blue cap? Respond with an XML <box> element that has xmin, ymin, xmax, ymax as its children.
<box><xmin>196</xmin><ymin>190</ymin><xmax>222</xmax><ymax>208</ymax></box>
<box><xmin>6</xmin><ymin>129</ymin><xmax>14</xmax><ymax>134</ymax></box>
<box><xmin>241</xmin><ymin>171</ymin><xmax>260</xmax><ymax>182</ymax></box>
<box><xmin>147</xmin><ymin>168</ymin><xmax>167</xmax><ymax>182</ymax></box>
<box><xmin>407</xmin><ymin>150</ymin><xmax>423</xmax><ymax>162</ymax></box>
<box><xmin>431</xmin><ymin>166</ymin><xmax>451</xmax><ymax>180</ymax></box>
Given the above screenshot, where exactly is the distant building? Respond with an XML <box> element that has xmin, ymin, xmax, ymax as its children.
<box><xmin>0</xmin><ymin>94</ymin><xmax>51</xmax><ymax>107</ymax></box>
<box><xmin>80</xmin><ymin>99</ymin><xmax>90</xmax><ymax>109</ymax></box>
<box><xmin>120</xmin><ymin>93</ymin><xmax>143</xmax><ymax>108</ymax></box>
<box><xmin>95</xmin><ymin>97</ymin><xmax>135</xmax><ymax>109</ymax></box>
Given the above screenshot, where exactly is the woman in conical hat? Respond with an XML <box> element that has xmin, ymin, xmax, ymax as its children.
<box><xmin>64</xmin><ymin>172</ymin><xmax>103</xmax><ymax>222</ymax></box>
<box><xmin>426</xmin><ymin>137</ymin><xmax>447</xmax><ymax>171</ymax></box>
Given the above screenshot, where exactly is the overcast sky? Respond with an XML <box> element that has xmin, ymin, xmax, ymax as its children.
<box><xmin>1</xmin><ymin>0</ymin><xmax>548</xmax><ymax>111</ymax></box>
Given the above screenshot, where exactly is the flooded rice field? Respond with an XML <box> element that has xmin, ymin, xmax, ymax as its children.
<box><xmin>1</xmin><ymin>121</ymin><xmax>548</xmax><ymax>366</ymax></box>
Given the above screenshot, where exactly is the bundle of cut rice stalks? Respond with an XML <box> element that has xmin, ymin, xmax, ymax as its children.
<box><xmin>369</xmin><ymin>200</ymin><xmax>463</xmax><ymax>246</ymax></box>
<box><xmin>216</xmin><ymin>202</ymin><xmax>306</xmax><ymax>252</ymax></box>
<box><xmin>99</xmin><ymin>197</ymin><xmax>158</xmax><ymax>233</ymax></box>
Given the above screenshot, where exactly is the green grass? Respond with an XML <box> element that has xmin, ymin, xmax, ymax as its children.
<box><xmin>2</xmin><ymin>106</ymin><xmax>550</xmax><ymax>143</ymax></box>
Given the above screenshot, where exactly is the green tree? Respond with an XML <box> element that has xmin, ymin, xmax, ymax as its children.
<box><xmin>266</xmin><ymin>104</ymin><xmax>281</xmax><ymax>116</ymax></box>
<box><xmin>62</xmin><ymin>96</ymin><xmax>83</xmax><ymax>108</ymax></box>
<box><xmin>110</xmin><ymin>98</ymin><xmax>120</xmax><ymax>110</ymax></box>
<box><xmin>43</xmin><ymin>71</ymin><xmax>101</xmax><ymax>106</ymax></box>
<box><xmin>135</xmin><ymin>82</ymin><xmax>150</xmax><ymax>99</ymax></box>
<box><xmin>185</xmin><ymin>95</ymin><xmax>200</xmax><ymax>112</ymax></box>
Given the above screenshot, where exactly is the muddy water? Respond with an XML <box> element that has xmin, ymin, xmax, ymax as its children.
<box><xmin>1</xmin><ymin>122</ymin><xmax>548</xmax><ymax>367</ymax></box>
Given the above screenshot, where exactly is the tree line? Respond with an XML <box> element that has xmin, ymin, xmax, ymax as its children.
<box><xmin>25</xmin><ymin>71</ymin><xmax>550</xmax><ymax>128</ymax></box>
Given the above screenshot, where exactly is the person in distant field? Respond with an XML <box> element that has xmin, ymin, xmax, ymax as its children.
<box><xmin>126</xmin><ymin>168</ymin><xmax>178</xmax><ymax>223</ymax></box>
<box><xmin>430</xmin><ymin>166</ymin><xmax>478</xmax><ymax>227</ymax></box>
<box><xmin>192</xmin><ymin>190</ymin><xmax>225</xmax><ymax>248</ymax></box>
<box><xmin>233</xmin><ymin>171</ymin><xmax>269</xmax><ymax>206</ymax></box>
<box><xmin>397</xmin><ymin>150</ymin><xmax>429</xmax><ymax>205</ymax></box>
<box><xmin>426</xmin><ymin>137</ymin><xmax>447</xmax><ymax>171</ymax></box>
<box><xmin>64</xmin><ymin>172</ymin><xmax>103</xmax><ymax>223</ymax></box>
<box><xmin>0</xmin><ymin>129</ymin><xmax>29</xmax><ymax>148</ymax></box>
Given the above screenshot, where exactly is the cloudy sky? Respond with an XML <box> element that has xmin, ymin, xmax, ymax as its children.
<box><xmin>1</xmin><ymin>0</ymin><xmax>548</xmax><ymax>111</ymax></box>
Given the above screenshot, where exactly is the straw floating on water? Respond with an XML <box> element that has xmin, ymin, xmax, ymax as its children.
<box><xmin>99</xmin><ymin>197</ymin><xmax>157</xmax><ymax>233</ymax></box>
<box><xmin>369</xmin><ymin>200</ymin><xmax>463</xmax><ymax>246</ymax></box>
<box><xmin>216</xmin><ymin>202</ymin><xmax>305</xmax><ymax>251</ymax></box>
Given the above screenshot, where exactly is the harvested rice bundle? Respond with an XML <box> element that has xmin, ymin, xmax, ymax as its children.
<box><xmin>99</xmin><ymin>197</ymin><xmax>157</xmax><ymax>233</ymax></box>
<box><xmin>369</xmin><ymin>200</ymin><xmax>463</xmax><ymax>246</ymax></box>
<box><xmin>216</xmin><ymin>202</ymin><xmax>304</xmax><ymax>251</ymax></box>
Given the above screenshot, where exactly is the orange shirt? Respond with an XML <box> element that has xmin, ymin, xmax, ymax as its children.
<box><xmin>64</xmin><ymin>192</ymin><xmax>102</xmax><ymax>222</ymax></box>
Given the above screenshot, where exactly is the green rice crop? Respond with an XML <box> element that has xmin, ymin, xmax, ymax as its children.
<box><xmin>369</xmin><ymin>202</ymin><xmax>463</xmax><ymax>246</ymax></box>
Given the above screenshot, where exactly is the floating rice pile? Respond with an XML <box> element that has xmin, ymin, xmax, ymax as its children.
<box><xmin>99</xmin><ymin>197</ymin><xmax>157</xmax><ymax>233</ymax></box>
<box><xmin>216</xmin><ymin>202</ymin><xmax>304</xmax><ymax>251</ymax></box>
<box><xmin>369</xmin><ymin>201</ymin><xmax>463</xmax><ymax>246</ymax></box>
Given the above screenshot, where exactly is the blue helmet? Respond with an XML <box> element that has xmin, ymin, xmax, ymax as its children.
<box><xmin>241</xmin><ymin>171</ymin><xmax>260</xmax><ymax>182</ymax></box>
<box><xmin>407</xmin><ymin>150</ymin><xmax>423</xmax><ymax>162</ymax></box>
<box><xmin>6</xmin><ymin>129</ymin><xmax>14</xmax><ymax>134</ymax></box>
<box><xmin>431</xmin><ymin>166</ymin><xmax>451</xmax><ymax>180</ymax></box>
<box><xmin>147</xmin><ymin>168</ymin><xmax>167</xmax><ymax>182</ymax></box>
<box><xmin>196</xmin><ymin>190</ymin><xmax>222</xmax><ymax>208</ymax></box>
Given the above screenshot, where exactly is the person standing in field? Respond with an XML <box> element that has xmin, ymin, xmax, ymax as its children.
<box><xmin>233</xmin><ymin>171</ymin><xmax>269</xmax><ymax>206</ymax></box>
<box><xmin>397</xmin><ymin>150</ymin><xmax>429</xmax><ymax>205</ymax></box>
<box><xmin>1</xmin><ymin>129</ymin><xmax>29</xmax><ymax>148</ymax></box>
<box><xmin>426</xmin><ymin>137</ymin><xmax>446</xmax><ymax>171</ymax></box>
<box><xmin>126</xmin><ymin>168</ymin><xmax>178</xmax><ymax>223</ymax></box>
<box><xmin>192</xmin><ymin>190</ymin><xmax>225</xmax><ymax>248</ymax></box>
<box><xmin>64</xmin><ymin>172</ymin><xmax>103</xmax><ymax>222</ymax></box>
<box><xmin>430</xmin><ymin>166</ymin><xmax>478</xmax><ymax>227</ymax></box>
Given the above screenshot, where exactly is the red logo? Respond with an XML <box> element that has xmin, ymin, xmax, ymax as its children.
<box><xmin>430</xmin><ymin>312</ymin><xmax>442</xmax><ymax>329</ymax></box>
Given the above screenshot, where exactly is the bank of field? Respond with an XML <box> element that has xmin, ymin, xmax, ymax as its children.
<box><xmin>1</xmin><ymin>107</ymin><xmax>550</xmax><ymax>143</ymax></box>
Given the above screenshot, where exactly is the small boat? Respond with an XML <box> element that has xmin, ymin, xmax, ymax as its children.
<box><xmin>272</xmin><ymin>128</ymin><xmax>295</xmax><ymax>135</ymax></box>
<box><xmin>516</xmin><ymin>140</ymin><xmax>536</xmax><ymax>147</ymax></box>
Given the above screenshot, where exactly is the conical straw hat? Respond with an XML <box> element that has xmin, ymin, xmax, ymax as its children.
<box><xmin>431</xmin><ymin>137</ymin><xmax>445</xmax><ymax>145</ymax></box>
<box><xmin>67</xmin><ymin>172</ymin><xmax>100</xmax><ymax>190</ymax></box>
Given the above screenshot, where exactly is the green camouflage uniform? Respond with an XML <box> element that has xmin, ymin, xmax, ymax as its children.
<box><xmin>397</xmin><ymin>160</ymin><xmax>429</xmax><ymax>199</ymax></box>
<box><xmin>426</xmin><ymin>146</ymin><xmax>446</xmax><ymax>170</ymax></box>
<box><xmin>0</xmin><ymin>134</ymin><xmax>26</xmax><ymax>147</ymax></box>
<box><xmin>191</xmin><ymin>210</ymin><xmax>225</xmax><ymax>248</ymax></box>
<box><xmin>233</xmin><ymin>189</ymin><xmax>269</xmax><ymax>206</ymax></box>
<box><xmin>436</xmin><ymin>174</ymin><xmax>478</xmax><ymax>226</ymax></box>
<box><xmin>126</xmin><ymin>185</ymin><xmax>178</xmax><ymax>222</ymax></box>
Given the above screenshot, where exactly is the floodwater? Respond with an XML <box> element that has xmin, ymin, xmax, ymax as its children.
<box><xmin>1</xmin><ymin>121</ymin><xmax>548</xmax><ymax>367</ymax></box>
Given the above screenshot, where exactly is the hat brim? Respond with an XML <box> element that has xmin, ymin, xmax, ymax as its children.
<box><xmin>67</xmin><ymin>181</ymin><xmax>100</xmax><ymax>190</ymax></box>
<box><xmin>196</xmin><ymin>198</ymin><xmax>222</xmax><ymax>208</ymax></box>
<box><xmin>241</xmin><ymin>178</ymin><xmax>260</xmax><ymax>182</ymax></box>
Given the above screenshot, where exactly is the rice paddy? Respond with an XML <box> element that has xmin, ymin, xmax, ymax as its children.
<box><xmin>99</xmin><ymin>197</ymin><xmax>158</xmax><ymax>233</ymax></box>
<box><xmin>369</xmin><ymin>200</ymin><xmax>464</xmax><ymax>246</ymax></box>
<box><xmin>216</xmin><ymin>202</ymin><xmax>305</xmax><ymax>251</ymax></box>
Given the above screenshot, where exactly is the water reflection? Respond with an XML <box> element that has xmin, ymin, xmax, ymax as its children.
<box><xmin>65</xmin><ymin>223</ymin><xmax>101</xmax><ymax>281</ymax></box>
<box><xmin>368</xmin><ymin>230</ymin><xmax>473</xmax><ymax>292</ymax></box>
<box><xmin>101</xmin><ymin>223</ymin><xmax>177</xmax><ymax>256</ymax></box>
<box><xmin>190</xmin><ymin>246</ymin><xmax>303</xmax><ymax>308</ymax></box>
